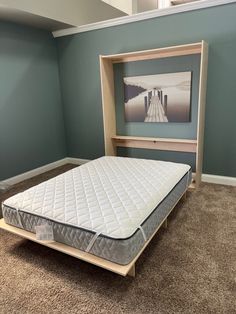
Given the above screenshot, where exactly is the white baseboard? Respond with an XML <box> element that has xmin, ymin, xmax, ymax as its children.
<box><xmin>202</xmin><ymin>174</ymin><xmax>236</xmax><ymax>187</ymax></box>
<box><xmin>0</xmin><ymin>157</ymin><xmax>90</xmax><ymax>186</ymax></box>
<box><xmin>1</xmin><ymin>158</ymin><xmax>66</xmax><ymax>186</ymax></box>
<box><xmin>65</xmin><ymin>157</ymin><xmax>90</xmax><ymax>165</ymax></box>
<box><xmin>0</xmin><ymin>183</ymin><xmax>10</xmax><ymax>191</ymax></box>
<box><xmin>1</xmin><ymin>157</ymin><xmax>235</xmax><ymax>187</ymax></box>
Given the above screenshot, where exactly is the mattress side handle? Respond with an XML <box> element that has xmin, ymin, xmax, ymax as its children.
<box><xmin>85</xmin><ymin>232</ymin><xmax>101</xmax><ymax>253</ymax></box>
<box><xmin>138</xmin><ymin>226</ymin><xmax>147</xmax><ymax>242</ymax></box>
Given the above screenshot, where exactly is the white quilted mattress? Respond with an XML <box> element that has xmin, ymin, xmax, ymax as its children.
<box><xmin>3</xmin><ymin>156</ymin><xmax>190</xmax><ymax>239</ymax></box>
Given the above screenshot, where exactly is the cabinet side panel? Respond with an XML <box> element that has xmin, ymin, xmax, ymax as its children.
<box><xmin>196</xmin><ymin>41</ymin><xmax>208</xmax><ymax>187</ymax></box>
<box><xmin>100</xmin><ymin>57</ymin><xmax>116</xmax><ymax>156</ymax></box>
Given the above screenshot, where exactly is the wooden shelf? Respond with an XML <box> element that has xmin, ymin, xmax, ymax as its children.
<box><xmin>112</xmin><ymin>136</ymin><xmax>197</xmax><ymax>153</ymax></box>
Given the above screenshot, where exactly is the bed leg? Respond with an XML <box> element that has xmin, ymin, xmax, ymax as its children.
<box><xmin>163</xmin><ymin>218</ymin><xmax>168</xmax><ymax>229</ymax></box>
<box><xmin>183</xmin><ymin>192</ymin><xmax>187</xmax><ymax>200</ymax></box>
<box><xmin>127</xmin><ymin>264</ymin><xmax>135</xmax><ymax>277</ymax></box>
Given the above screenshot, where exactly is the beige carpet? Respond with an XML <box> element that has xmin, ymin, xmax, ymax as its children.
<box><xmin>0</xmin><ymin>165</ymin><xmax>235</xmax><ymax>314</ymax></box>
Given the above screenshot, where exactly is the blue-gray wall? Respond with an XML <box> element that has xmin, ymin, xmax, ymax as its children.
<box><xmin>114</xmin><ymin>55</ymin><xmax>200</xmax><ymax>171</ymax></box>
<box><xmin>0</xmin><ymin>22</ymin><xmax>67</xmax><ymax>180</ymax></box>
<box><xmin>57</xmin><ymin>3</ymin><xmax>236</xmax><ymax>177</ymax></box>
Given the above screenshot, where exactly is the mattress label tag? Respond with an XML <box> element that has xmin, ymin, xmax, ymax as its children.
<box><xmin>35</xmin><ymin>224</ymin><xmax>54</xmax><ymax>241</ymax></box>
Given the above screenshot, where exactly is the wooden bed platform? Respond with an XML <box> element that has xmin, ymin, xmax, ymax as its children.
<box><xmin>0</xmin><ymin>191</ymin><xmax>183</xmax><ymax>277</ymax></box>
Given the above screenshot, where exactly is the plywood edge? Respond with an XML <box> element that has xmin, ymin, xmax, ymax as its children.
<box><xmin>112</xmin><ymin>49</ymin><xmax>201</xmax><ymax>63</ymax></box>
<box><xmin>0</xmin><ymin>219</ymin><xmax>131</xmax><ymax>277</ymax></box>
<box><xmin>112</xmin><ymin>136</ymin><xmax>197</xmax><ymax>153</ymax></box>
<box><xmin>195</xmin><ymin>40</ymin><xmax>209</xmax><ymax>187</ymax></box>
<box><xmin>0</xmin><ymin>186</ymin><xmax>188</xmax><ymax>277</ymax></box>
<box><xmin>112</xmin><ymin>135</ymin><xmax>197</xmax><ymax>144</ymax></box>
<box><xmin>99</xmin><ymin>56</ymin><xmax>117</xmax><ymax>156</ymax></box>
<box><xmin>100</xmin><ymin>42</ymin><xmax>202</xmax><ymax>63</ymax></box>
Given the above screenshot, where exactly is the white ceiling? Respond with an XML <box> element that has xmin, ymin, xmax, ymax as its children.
<box><xmin>102</xmin><ymin>0</ymin><xmax>159</xmax><ymax>14</ymax></box>
<box><xmin>0</xmin><ymin>5</ymin><xmax>74</xmax><ymax>31</ymax></box>
<box><xmin>0</xmin><ymin>0</ymin><xmax>201</xmax><ymax>31</ymax></box>
<box><xmin>0</xmin><ymin>0</ymin><xmax>127</xmax><ymax>31</ymax></box>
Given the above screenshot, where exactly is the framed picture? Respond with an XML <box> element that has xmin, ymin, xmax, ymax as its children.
<box><xmin>124</xmin><ymin>71</ymin><xmax>192</xmax><ymax>123</ymax></box>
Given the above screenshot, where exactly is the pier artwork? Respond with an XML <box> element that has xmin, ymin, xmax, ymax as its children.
<box><xmin>144</xmin><ymin>88</ymin><xmax>168</xmax><ymax>122</ymax></box>
<box><xmin>124</xmin><ymin>71</ymin><xmax>192</xmax><ymax>123</ymax></box>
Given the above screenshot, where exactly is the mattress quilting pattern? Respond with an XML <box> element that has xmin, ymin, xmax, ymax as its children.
<box><xmin>2</xmin><ymin>172</ymin><xmax>191</xmax><ymax>265</ymax></box>
<box><xmin>3</xmin><ymin>156</ymin><xmax>190</xmax><ymax>239</ymax></box>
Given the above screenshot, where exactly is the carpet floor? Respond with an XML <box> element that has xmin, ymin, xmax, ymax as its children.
<box><xmin>0</xmin><ymin>165</ymin><xmax>235</xmax><ymax>314</ymax></box>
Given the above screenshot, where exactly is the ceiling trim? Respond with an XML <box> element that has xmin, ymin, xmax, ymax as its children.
<box><xmin>53</xmin><ymin>0</ymin><xmax>236</xmax><ymax>38</ymax></box>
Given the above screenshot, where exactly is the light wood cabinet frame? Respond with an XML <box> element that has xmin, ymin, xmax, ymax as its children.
<box><xmin>100</xmin><ymin>41</ymin><xmax>208</xmax><ymax>188</ymax></box>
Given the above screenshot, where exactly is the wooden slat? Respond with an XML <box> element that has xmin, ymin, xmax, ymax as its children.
<box><xmin>101</xmin><ymin>42</ymin><xmax>202</xmax><ymax>63</ymax></box>
<box><xmin>112</xmin><ymin>136</ymin><xmax>197</xmax><ymax>153</ymax></box>
<box><xmin>113</xmin><ymin>135</ymin><xmax>197</xmax><ymax>144</ymax></box>
<box><xmin>99</xmin><ymin>57</ymin><xmax>116</xmax><ymax>156</ymax></box>
<box><xmin>112</xmin><ymin>48</ymin><xmax>201</xmax><ymax>63</ymax></box>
